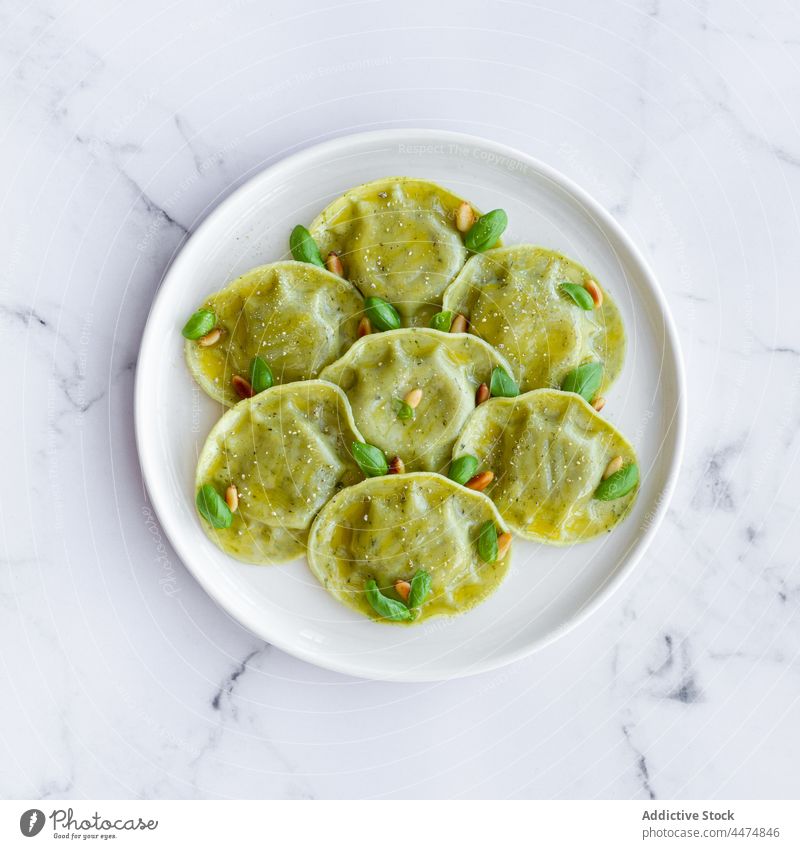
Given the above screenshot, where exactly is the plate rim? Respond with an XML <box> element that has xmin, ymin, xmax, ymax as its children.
<box><xmin>134</xmin><ymin>128</ymin><xmax>687</xmax><ymax>682</ymax></box>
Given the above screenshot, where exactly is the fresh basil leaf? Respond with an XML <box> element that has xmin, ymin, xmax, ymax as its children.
<box><xmin>196</xmin><ymin>484</ymin><xmax>233</xmax><ymax>529</ymax></box>
<box><xmin>489</xmin><ymin>366</ymin><xmax>519</xmax><ymax>398</ymax></box>
<box><xmin>477</xmin><ymin>520</ymin><xmax>498</xmax><ymax>563</ymax></box>
<box><xmin>408</xmin><ymin>570</ymin><xmax>432</xmax><ymax>608</ymax></box>
<box><xmin>560</xmin><ymin>282</ymin><xmax>594</xmax><ymax>310</ymax></box>
<box><xmin>289</xmin><ymin>225</ymin><xmax>325</xmax><ymax>267</ymax></box>
<box><xmin>352</xmin><ymin>441</ymin><xmax>388</xmax><ymax>477</ymax></box>
<box><xmin>595</xmin><ymin>463</ymin><xmax>639</xmax><ymax>501</ymax></box>
<box><xmin>182</xmin><ymin>309</ymin><xmax>216</xmax><ymax>340</ymax></box>
<box><xmin>248</xmin><ymin>356</ymin><xmax>274</xmax><ymax>394</ymax></box>
<box><xmin>464</xmin><ymin>209</ymin><xmax>507</xmax><ymax>253</ymax></box>
<box><xmin>430</xmin><ymin>310</ymin><xmax>454</xmax><ymax>332</ymax></box>
<box><xmin>561</xmin><ymin>361</ymin><xmax>603</xmax><ymax>402</ymax></box>
<box><xmin>393</xmin><ymin>398</ymin><xmax>414</xmax><ymax>421</ymax></box>
<box><xmin>364</xmin><ymin>296</ymin><xmax>401</xmax><ymax>331</ymax></box>
<box><xmin>365</xmin><ymin>579</ymin><xmax>413</xmax><ymax>621</ymax></box>
<box><xmin>449</xmin><ymin>455</ymin><xmax>479</xmax><ymax>485</ymax></box>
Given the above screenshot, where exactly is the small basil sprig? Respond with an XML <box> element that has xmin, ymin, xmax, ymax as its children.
<box><xmin>449</xmin><ymin>455</ymin><xmax>479</xmax><ymax>485</ymax></box>
<box><xmin>561</xmin><ymin>362</ymin><xmax>603</xmax><ymax>402</ymax></box>
<box><xmin>365</xmin><ymin>579</ymin><xmax>413</xmax><ymax>621</ymax></box>
<box><xmin>364</xmin><ymin>296</ymin><xmax>401</xmax><ymax>331</ymax></box>
<box><xmin>595</xmin><ymin>463</ymin><xmax>639</xmax><ymax>501</ymax></box>
<box><xmin>182</xmin><ymin>309</ymin><xmax>216</xmax><ymax>340</ymax></box>
<box><xmin>430</xmin><ymin>311</ymin><xmax>453</xmax><ymax>332</ymax></box>
<box><xmin>408</xmin><ymin>570</ymin><xmax>432</xmax><ymax>608</ymax></box>
<box><xmin>196</xmin><ymin>484</ymin><xmax>233</xmax><ymax>529</ymax></box>
<box><xmin>289</xmin><ymin>225</ymin><xmax>325</xmax><ymax>267</ymax></box>
<box><xmin>560</xmin><ymin>282</ymin><xmax>594</xmax><ymax>310</ymax></box>
<box><xmin>248</xmin><ymin>356</ymin><xmax>274</xmax><ymax>394</ymax></box>
<box><xmin>489</xmin><ymin>366</ymin><xmax>519</xmax><ymax>398</ymax></box>
<box><xmin>352</xmin><ymin>441</ymin><xmax>388</xmax><ymax>477</ymax></box>
<box><xmin>464</xmin><ymin>209</ymin><xmax>507</xmax><ymax>252</ymax></box>
<box><xmin>477</xmin><ymin>521</ymin><xmax>498</xmax><ymax>563</ymax></box>
<box><xmin>393</xmin><ymin>398</ymin><xmax>414</xmax><ymax>421</ymax></box>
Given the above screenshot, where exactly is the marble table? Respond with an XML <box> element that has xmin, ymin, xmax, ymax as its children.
<box><xmin>2</xmin><ymin>0</ymin><xmax>798</xmax><ymax>799</ymax></box>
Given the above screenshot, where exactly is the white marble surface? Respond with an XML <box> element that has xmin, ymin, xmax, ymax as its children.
<box><xmin>1</xmin><ymin>0</ymin><xmax>799</xmax><ymax>800</ymax></box>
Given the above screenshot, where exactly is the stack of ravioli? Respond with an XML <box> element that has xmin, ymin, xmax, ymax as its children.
<box><xmin>184</xmin><ymin>178</ymin><xmax>639</xmax><ymax>625</ymax></box>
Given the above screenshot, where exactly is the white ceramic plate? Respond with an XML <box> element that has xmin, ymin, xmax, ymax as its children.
<box><xmin>135</xmin><ymin>130</ymin><xmax>685</xmax><ymax>681</ymax></box>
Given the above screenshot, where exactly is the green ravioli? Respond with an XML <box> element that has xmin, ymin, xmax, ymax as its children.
<box><xmin>319</xmin><ymin>328</ymin><xmax>515</xmax><ymax>474</ymax></box>
<box><xmin>195</xmin><ymin>381</ymin><xmax>365</xmax><ymax>563</ymax></box>
<box><xmin>185</xmin><ymin>261</ymin><xmax>364</xmax><ymax>407</ymax></box>
<box><xmin>310</xmin><ymin>178</ymin><xmax>479</xmax><ymax>327</ymax></box>
<box><xmin>442</xmin><ymin>245</ymin><xmax>625</xmax><ymax>393</ymax></box>
<box><xmin>308</xmin><ymin>472</ymin><xmax>510</xmax><ymax>623</ymax></box>
<box><xmin>453</xmin><ymin>389</ymin><xmax>639</xmax><ymax>544</ymax></box>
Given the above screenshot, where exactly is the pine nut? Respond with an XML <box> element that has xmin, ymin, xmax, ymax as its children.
<box><xmin>388</xmin><ymin>456</ymin><xmax>405</xmax><ymax>475</ymax></box>
<box><xmin>592</xmin><ymin>396</ymin><xmax>606</xmax><ymax>412</ymax></box>
<box><xmin>404</xmin><ymin>388</ymin><xmax>423</xmax><ymax>409</ymax></box>
<box><xmin>584</xmin><ymin>279</ymin><xmax>603</xmax><ymax>308</ymax></box>
<box><xmin>326</xmin><ymin>251</ymin><xmax>344</xmax><ymax>276</ymax></box>
<box><xmin>497</xmin><ymin>532</ymin><xmax>512</xmax><ymax>560</ymax></box>
<box><xmin>450</xmin><ymin>313</ymin><xmax>468</xmax><ymax>333</ymax></box>
<box><xmin>225</xmin><ymin>485</ymin><xmax>239</xmax><ymax>512</ymax></box>
<box><xmin>465</xmin><ymin>470</ymin><xmax>494</xmax><ymax>492</ymax></box>
<box><xmin>455</xmin><ymin>201</ymin><xmax>476</xmax><ymax>233</ymax></box>
<box><xmin>475</xmin><ymin>382</ymin><xmax>490</xmax><ymax>405</ymax></box>
<box><xmin>197</xmin><ymin>327</ymin><xmax>221</xmax><ymax>347</ymax></box>
<box><xmin>603</xmin><ymin>456</ymin><xmax>623</xmax><ymax>480</ymax></box>
<box><xmin>232</xmin><ymin>375</ymin><xmax>254</xmax><ymax>399</ymax></box>
<box><xmin>357</xmin><ymin>316</ymin><xmax>371</xmax><ymax>337</ymax></box>
<box><xmin>395</xmin><ymin>580</ymin><xmax>411</xmax><ymax>602</ymax></box>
